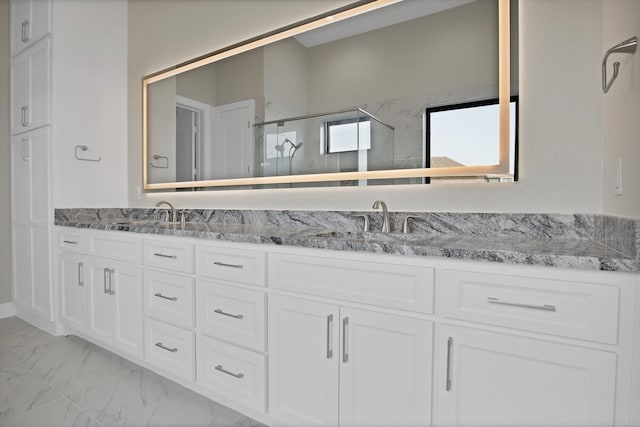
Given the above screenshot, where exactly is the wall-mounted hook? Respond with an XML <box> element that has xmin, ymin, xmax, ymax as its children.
<box><xmin>150</xmin><ymin>154</ymin><xmax>169</xmax><ymax>168</ymax></box>
<box><xmin>602</xmin><ymin>36</ymin><xmax>637</xmax><ymax>94</ymax></box>
<box><xmin>74</xmin><ymin>145</ymin><xmax>101</xmax><ymax>162</ymax></box>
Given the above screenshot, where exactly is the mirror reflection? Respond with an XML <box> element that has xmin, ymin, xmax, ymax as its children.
<box><xmin>145</xmin><ymin>0</ymin><xmax>518</xmax><ymax>190</ymax></box>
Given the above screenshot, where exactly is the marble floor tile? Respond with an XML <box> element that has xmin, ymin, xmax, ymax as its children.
<box><xmin>0</xmin><ymin>352</ymin><xmax>29</xmax><ymax>383</ymax></box>
<box><xmin>0</xmin><ymin>322</ymin><xmax>58</xmax><ymax>359</ymax></box>
<box><xmin>0</xmin><ymin>397</ymin><xmax>98</xmax><ymax>427</ymax></box>
<box><xmin>0</xmin><ymin>372</ymin><xmax>60</xmax><ymax>423</ymax></box>
<box><xmin>0</xmin><ymin>316</ymin><xmax>32</xmax><ymax>337</ymax></box>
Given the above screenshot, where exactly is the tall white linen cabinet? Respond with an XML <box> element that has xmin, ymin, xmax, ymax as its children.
<box><xmin>9</xmin><ymin>0</ymin><xmax>128</xmax><ymax>332</ymax></box>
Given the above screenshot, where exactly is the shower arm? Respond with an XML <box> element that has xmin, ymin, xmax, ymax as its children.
<box><xmin>602</xmin><ymin>36</ymin><xmax>637</xmax><ymax>94</ymax></box>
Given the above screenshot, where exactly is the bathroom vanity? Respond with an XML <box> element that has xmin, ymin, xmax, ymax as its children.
<box><xmin>54</xmin><ymin>210</ymin><xmax>640</xmax><ymax>427</ymax></box>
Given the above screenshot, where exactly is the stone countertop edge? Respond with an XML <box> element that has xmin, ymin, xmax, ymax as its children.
<box><xmin>54</xmin><ymin>218</ymin><xmax>638</xmax><ymax>273</ymax></box>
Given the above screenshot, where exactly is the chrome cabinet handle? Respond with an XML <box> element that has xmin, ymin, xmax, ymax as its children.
<box><xmin>21</xmin><ymin>106</ymin><xmax>29</xmax><ymax>127</ymax></box>
<box><xmin>21</xmin><ymin>137</ymin><xmax>29</xmax><ymax>160</ymax></box>
<box><xmin>109</xmin><ymin>269</ymin><xmax>115</xmax><ymax>295</ymax></box>
<box><xmin>342</xmin><ymin>317</ymin><xmax>349</xmax><ymax>363</ymax></box>
<box><xmin>214</xmin><ymin>309</ymin><xmax>244</xmax><ymax>320</ymax></box>
<box><xmin>214</xmin><ymin>365</ymin><xmax>244</xmax><ymax>379</ymax></box>
<box><xmin>21</xmin><ymin>20</ymin><xmax>30</xmax><ymax>43</ymax></box>
<box><xmin>446</xmin><ymin>337</ymin><xmax>453</xmax><ymax>391</ymax></box>
<box><xmin>487</xmin><ymin>297</ymin><xmax>556</xmax><ymax>312</ymax></box>
<box><xmin>326</xmin><ymin>314</ymin><xmax>333</xmax><ymax>359</ymax></box>
<box><xmin>213</xmin><ymin>261</ymin><xmax>244</xmax><ymax>269</ymax></box>
<box><xmin>63</xmin><ymin>240</ymin><xmax>78</xmax><ymax>245</ymax></box>
<box><xmin>155</xmin><ymin>342</ymin><xmax>177</xmax><ymax>353</ymax></box>
<box><xmin>77</xmin><ymin>262</ymin><xmax>84</xmax><ymax>287</ymax></box>
<box><xmin>103</xmin><ymin>268</ymin><xmax>109</xmax><ymax>294</ymax></box>
<box><xmin>154</xmin><ymin>252</ymin><xmax>177</xmax><ymax>259</ymax></box>
<box><xmin>154</xmin><ymin>292</ymin><xmax>177</xmax><ymax>301</ymax></box>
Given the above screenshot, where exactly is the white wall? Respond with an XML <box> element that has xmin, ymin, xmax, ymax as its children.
<box><xmin>52</xmin><ymin>0</ymin><xmax>128</xmax><ymax>208</ymax></box>
<box><xmin>602</xmin><ymin>0</ymin><xmax>640</xmax><ymax>218</ymax></box>
<box><xmin>0</xmin><ymin>1</ymin><xmax>12</xmax><ymax>304</ymax></box>
<box><xmin>128</xmin><ymin>0</ymin><xmax>637</xmax><ymax>217</ymax></box>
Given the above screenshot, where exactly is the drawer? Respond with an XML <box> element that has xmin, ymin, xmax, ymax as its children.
<box><xmin>88</xmin><ymin>232</ymin><xmax>142</xmax><ymax>264</ymax></box>
<box><xmin>197</xmin><ymin>279</ymin><xmax>266</xmax><ymax>351</ymax></box>
<box><xmin>144</xmin><ymin>270</ymin><xmax>195</xmax><ymax>328</ymax></box>
<box><xmin>58</xmin><ymin>229</ymin><xmax>88</xmax><ymax>253</ymax></box>
<box><xmin>438</xmin><ymin>269</ymin><xmax>620</xmax><ymax>344</ymax></box>
<box><xmin>144</xmin><ymin>318</ymin><xmax>195</xmax><ymax>381</ymax></box>
<box><xmin>196</xmin><ymin>334</ymin><xmax>266</xmax><ymax>412</ymax></box>
<box><xmin>269</xmin><ymin>252</ymin><xmax>434</xmax><ymax>313</ymax></box>
<box><xmin>144</xmin><ymin>239</ymin><xmax>194</xmax><ymax>274</ymax></box>
<box><xmin>197</xmin><ymin>244</ymin><xmax>266</xmax><ymax>287</ymax></box>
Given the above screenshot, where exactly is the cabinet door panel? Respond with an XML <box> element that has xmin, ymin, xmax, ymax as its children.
<box><xmin>10</xmin><ymin>136</ymin><xmax>30</xmax><ymax>220</ymax></box>
<box><xmin>434</xmin><ymin>324</ymin><xmax>616</xmax><ymax>426</ymax></box>
<box><xmin>12</xmin><ymin>224</ymin><xmax>32</xmax><ymax>308</ymax></box>
<box><xmin>31</xmin><ymin>224</ymin><xmax>52</xmax><ymax>319</ymax></box>
<box><xmin>86</xmin><ymin>260</ymin><xmax>114</xmax><ymax>344</ymax></box>
<box><xmin>10</xmin><ymin>51</ymin><xmax>29</xmax><ymax>133</ymax></box>
<box><xmin>29</xmin><ymin>129</ymin><xmax>49</xmax><ymax>224</ymax></box>
<box><xmin>59</xmin><ymin>253</ymin><xmax>87</xmax><ymax>332</ymax></box>
<box><xmin>269</xmin><ymin>294</ymin><xmax>339</xmax><ymax>426</ymax></box>
<box><xmin>339</xmin><ymin>308</ymin><xmax>432</xmax><ymax>427</ymax></box>
<box><xmin>112</xmin><ymin>263</ymin><xmax>143</xmax><ymax>359</ymax></box>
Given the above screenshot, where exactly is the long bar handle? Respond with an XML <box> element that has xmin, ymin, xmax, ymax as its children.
<box><xmin>326</xmin><ymin>314</ymin><xmax>333</xmax><ymax>359</ymax></box>
<box><xmin>154</xmin><ymin>252</ymin><xmax>177</xmax><ymax>259</ymax></box>
<box><xmin>155</xmin><ymin>342</ymin><xmax>177</xmax><ymax>353</ymax></box>
<box><xmin>213</xmin><ymin>261</ymin><xmax>244</xmax><ymax>269</ymax></box>
<box><xmin>214</xmin><ymin>309</ymin><xmax>244</xmax><ymax>320</ymax></box>
<box><xmin>342</xmin><ymin>317</ymin><xmax>349</xmax><ymax>363</ymax></box>
<box><xmin>109</xmin><ymin>268</ymin><xmax>115</xmax><ymax>295</ymax></box>
<box><xmin>446</xmin><ymin>337</ymin><xmax>453</xmax><ymax>391</ymax></box>
<box><xmin>214</xmin><ymin>365</ymin><xmax>244</xmax><ymax>379</ymax></box>
<box><xmin>77</xmin><ymin>262</ymin><xmax>84</xmax><ymax>287</ymax></box>
<box><xmin>21</xmin><ymin>106</ymin><xmax>29</xmax><ymax>127</ymax></box>
<box><xmin>21</xmin><ymin>20</ymin><xmax>30</xmax><ymax>43</ymax></box>
<box><xmin>103</xmin><ymin>268</ymin><xmax>109</xmax><ymax>294</ymax></box>
<box><xmin>487</xmin><ymin>297</ymin><xmax>556</xmax><ymax>312</ymax></box>
<box><xmin>21</xmin><ymin>137</ymin><xmax>30</xmax><ymax>161</ymax></box>
<box><xmin>154</xmin><ymin>293</ymin><xmax>177</xmax><ymax>301</ymax></box>
<box><xmin>63</xmin><ymin>240</ymin><xmax>78</xmax><ymax>245</ymax></box>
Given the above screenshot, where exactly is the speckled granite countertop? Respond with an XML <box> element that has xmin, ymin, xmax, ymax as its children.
<box><xmin>55</xmin><ymin>209</ymin><xmax>640</xmax><ymax>273</ymax></box>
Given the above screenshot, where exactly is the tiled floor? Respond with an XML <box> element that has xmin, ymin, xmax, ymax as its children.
<box><xmin>0</xmin><ymin>316</ymin><xmax>267</xmax><ymax>427</ymax></box>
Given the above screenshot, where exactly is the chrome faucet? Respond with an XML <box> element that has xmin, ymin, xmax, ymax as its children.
<box><xmin>155</xmin><ymin>200</ymin><xmax>176</xmax><ymax>224</ymax></box>
<box><xmin>372</xmin><ymin>200</ymin><xmax>391</xmax><ymax>233</ymax></box>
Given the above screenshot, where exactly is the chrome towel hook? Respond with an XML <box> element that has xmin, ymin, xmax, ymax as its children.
<box><xmin>602</xmin><ymin>36</ymin><xmax>637</xmax><ymax>93</ymax></box>
<box><xmin>74</xmin><ymin>145</ymin><xmax>101</xmax><ymax>162</ymax></box>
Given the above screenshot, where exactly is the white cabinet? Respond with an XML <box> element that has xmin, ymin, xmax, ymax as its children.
<box><xmin>10</xmin><ymin>127</ymin><xmax>52</xmax><ymax>323</ymax></box>
<box><xmin>10</xmin><ymin>39</ymin><xmax>51</xmax><ymax>134</ymax></box>
<box><xmin>58</xmin><ymin>252</ymin><xmax>87</xmax><ymax>333</ymax></box>
<box><xmin>86</xmin><ymin>258</ymin><xmax>143</xmax><ymax>359</ymax></box>
<box><xmin>269</xmin><ymin>293</ymin><xmax>432</xmax><ymax>427</ymax></box>
<box><xmin>433</xmin><ymin>324</ymin><xmax>617</xmax><ymax>427</ymax></box>
<box><xmin>10</xmin><ymin>0</ymin><xmax>51</xmax><ymax>56</ymax></box>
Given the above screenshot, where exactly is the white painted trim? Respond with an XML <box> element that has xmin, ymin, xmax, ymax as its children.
<box><xmin>0</xmin><ymin>302</ymin><xmax>16</xmax><ymax>319</ymax></box>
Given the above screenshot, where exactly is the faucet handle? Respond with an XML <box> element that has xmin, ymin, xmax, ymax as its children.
<box><xmin>180</xmin><ymin>210</ymin><xmax>190</xmax><ymax>225</ymax></box>
<box><xmin>402</xmin><ymin>215</ymin><xmax>423</xmax><ymax>234</ymax></box>
<box><xmin>352</xmin><ymin>214</ymin><xmax>371</xmax><ymax>232</ymax></box>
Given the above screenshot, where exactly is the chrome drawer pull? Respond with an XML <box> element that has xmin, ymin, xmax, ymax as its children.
<box><xmin>326</xmin><ymin>314</ymin><xmax>333</xmax><ymax>359</ymax></box>
<box><xmin>342</xmin><ymin>317</ymin><xmax>349</xmax><ymax>363</ymax></box>
<box><xmin>77</xmin><ymin>262</ymin><xmax>84</xmax><ymax>287</ymax></box>
<box><xmin>63</xmin><ymin>240</ymin><xmax>78</xmax><ymax>245</ymax></box>
<box><xmin>487</xmin><ymin>297</ymin><xmax>556</xmax><ymax>312</ymax></box>
<box><xmin>154</xmin><ymin>252</ymin><xmax>177</xmax><ymax>259</ymax></box>
<box><xmin>215</xmin><ymin>365</ymin><xmax>244</xmax><ymax>379</ymax></box>
<box><xmin>213</xmin><ymin>261</ymin><xmax>244</xmax><ymax>269</ymax></box>
<box><xmin>445</xmin><ymin>337</ymin><xmax>453</xmax><ymax>391</ymax></box>
<box><xmin>155</xmin><ymin>342</ymin><xmax>178</xmax><ymax>353</ymax></box>
<box><xmin>154</xmin><ymin>293</ymin><xmax>177</xmax><ymax>301</ymax></box>
<box><xmin>214</xmin><ymin>309</ymin><xmax>244</xmax><ymax>320</ymax></box>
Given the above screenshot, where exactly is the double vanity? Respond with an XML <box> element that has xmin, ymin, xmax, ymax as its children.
<box><xmin>53</xmin><ymin>208</ymin><xmax>640</xmax><ymax>427</ymax></box>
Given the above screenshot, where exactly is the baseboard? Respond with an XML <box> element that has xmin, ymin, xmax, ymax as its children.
<box><xmin>0</xmin><ymin>302</ymin><xmax>16</xmax><ymax>319</ymax></box>
<box><xmin>14</xmin><ymin>305</ymin><xmax>59</xmax><ymax>335</ymax></box>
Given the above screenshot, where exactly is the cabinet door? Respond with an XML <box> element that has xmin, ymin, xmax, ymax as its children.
<box><xmin>111</xmin><ymin>263</ymin><xmax>143</xmax><ymax>359</ymax></box>
<box><xmin>11</xmin><ymin>224</ymin><xmax>32</xmax><ymax>308</ymax></box>
<box><xmin>433</xmin><ymin>324</ymin><xmax>617</xmax><ymax>426</ymax></box>
<box><xmin>269</xmin><ymin>294</ymin><xmax>339</xmax><ymax>426</ymax></box>
<box><xmin>10</xmin><ymin>40</ymin><xmax>50</xmax><ymax>134</ymax></box>
<box><xmin>59</xmin><ymin>253</ymin><xmax>87</xmax><ymax>332</ymax></box>
<box><xmin>10</xmin><ymin>0</ymin><xmax>51</xmax><ymax>55</ymax></box>
<box><xmin>339</xmin><ymin>307</ymin><xmax>432</xmax><ymax>427</ymax></box>
<box><xmin>86</xmin><ymin>259</ymin><xmax>115</xmax><ymax>344</ymax></box>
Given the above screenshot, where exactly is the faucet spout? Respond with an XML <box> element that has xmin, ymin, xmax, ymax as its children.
<box><xmin>372</xmin><ymin>200</ymin><xmax>391</xmax><ymax>233</ymax></box>
<box><xmin>155</xmin><ymin>200</ymin><xmax>176</xmax><ymax>224</ymax></box>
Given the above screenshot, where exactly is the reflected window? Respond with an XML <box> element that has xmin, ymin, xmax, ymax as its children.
<box><xmin>425</xmin><ymin>96</ymin><xmax>518</xmax><ymax>182</ymax></box>
<box><xmin>324</xmin><ymin>117</ymin><xmax>372</xmax><ymax>154</ymax></box>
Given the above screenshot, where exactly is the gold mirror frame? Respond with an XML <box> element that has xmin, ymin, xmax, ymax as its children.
<box><xmin>142</xmin><ymin>0</ymin><xmax>511</xmax><ymax>190</ymax></box>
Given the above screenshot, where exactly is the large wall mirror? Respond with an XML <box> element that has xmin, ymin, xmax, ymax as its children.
<box><xmin>143</xmin><ymin>0</ymin><xmax>518</xmax><ymax>191</ymax></box>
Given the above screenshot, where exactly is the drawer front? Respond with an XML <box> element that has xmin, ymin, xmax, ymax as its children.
<box><xmin>197</xmin><ymin>335</ymin><xmax>266</xmax><ymax>412</ymax></box>
<box><xmin>144</xmin><ymin>270</ymin><xmax>195</xmax><ymax>328</ymax></box>
<box><xmin>438</xmin><ymin>269</ymin><xmax>620</xmax><ymax>344</ymax></box>
<box><xmin>145</xmin><ymin>318</ymin><xmax>195</xmax><ymax>381</ymax></box>
<box><xmin>197</xmin><ymin>244</ymin><xmax>266</xmax><ymax>287</ymax></box>
<box><xmin>269</xmin><ymin>252</ymin><xmax>434</xmax><ymax>313</ymax></box>
<box><xmin>89</xmin><ymin>232</ymin><xmax>142</xmax><ymax>264</ymax></box>
<box><xmin>58</xmin><ymin>229</ymin><xmax>88</xmax><ymax>253</ymax></box>
<box><xmin>144</xmin><ymin>239</ymin><xmax>194</xmax><ymax>274</ymax></box>
<box><xmin>197</xmin><ymin>279</ymin><xmax>266</xmax><ymax>351</ymax></box>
